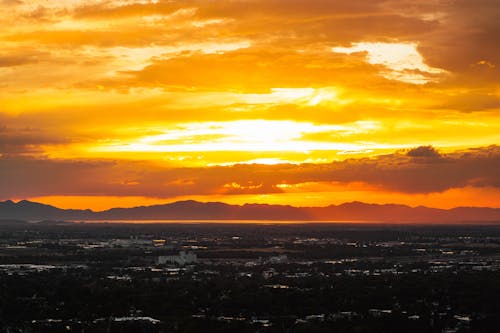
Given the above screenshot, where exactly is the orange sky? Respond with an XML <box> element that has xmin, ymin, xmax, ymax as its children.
<box><xmin>0</xmin><ymin>0</ymin><xmax>499</xmax><ymax>210</ymax></box>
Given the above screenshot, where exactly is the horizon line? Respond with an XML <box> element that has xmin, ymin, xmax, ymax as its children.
<box><xmin>2</xmin><ymin>198</ymin><xmax>499</xmax><ymax>212</ymax></box>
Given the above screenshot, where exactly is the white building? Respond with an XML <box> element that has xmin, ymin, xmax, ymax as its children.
<box><xmin>157</xmin><ymin>251</ymin><xmax>197</xmax><ymax>265</ymax></box>
<box><xmin>267</xmin><ymin>254</ymin><xmax>288</xmax><ymax>264</ymax></box>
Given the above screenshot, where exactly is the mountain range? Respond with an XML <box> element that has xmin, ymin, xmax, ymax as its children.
<box><xmin>0</xmin><ymin>200</ymin><xmax>499</xmax><ymax>223</ymax></box>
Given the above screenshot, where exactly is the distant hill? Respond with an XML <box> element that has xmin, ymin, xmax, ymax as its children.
<box><xmin>0</xmin><ymin>199</ymin><xmax>499</xmax><ymax>223</ymax></box>
<box><xmin>0</xmin><ymin>200</ymin><xmax>93</xmax><ymax>221</ymax></box>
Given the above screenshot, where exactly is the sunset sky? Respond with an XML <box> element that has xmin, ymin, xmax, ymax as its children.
<box><xmin>1</xmin><ymin>0</ymin><xmax>499</xmax><ymax>210</ymax></box>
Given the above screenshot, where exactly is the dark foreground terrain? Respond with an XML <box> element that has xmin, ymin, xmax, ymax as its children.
<box><xmin>1</xmin><ymin>221</ymin><xmax>500</xmax><ymax>332</ymax></box>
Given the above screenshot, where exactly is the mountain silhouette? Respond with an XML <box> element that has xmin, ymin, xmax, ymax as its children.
<box><xmin>0</xmin><ymin>200</ymin><xmax>499</xmax><ymax>223</ymax></box>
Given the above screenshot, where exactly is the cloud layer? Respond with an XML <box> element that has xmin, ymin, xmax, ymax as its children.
<box><xmin>1</xmin><ymin>146</ymin><xmax>498</xmax><ymax>199</ymax></box>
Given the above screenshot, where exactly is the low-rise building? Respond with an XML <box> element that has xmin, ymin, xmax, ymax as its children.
<box><xmin>157</xmin><ymin>251</ymin><xmax>197</xmax><ymax>265</ymax></box>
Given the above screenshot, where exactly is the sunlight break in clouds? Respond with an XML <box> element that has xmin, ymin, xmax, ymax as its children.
<box><xmin>98</xmin><ymin>40</ymin><xmax>251</xmax><ymax>71</ymax></box>
<box><xmin>240</xmin><ymin>88</ymin><xmax>344</xmax><ymax>106</ymax></box>
<box><xmin>93</xmin><ymin>120</ymin><xmax>384</xmax><ymax>154</ymax></box>
<box><xmin>332</xmin><ymin>42</ymin><xmax>447</xmax><ymax>84</ymax></box>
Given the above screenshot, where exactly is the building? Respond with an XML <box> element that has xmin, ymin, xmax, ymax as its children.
<box><xmin>157</xmin><ymin>251</ymin><xmax>197</xmax><ymax>265</ymax></box>
<box><xmin>267</xmin><ymin>254</ymin><xmax>288</xmax><ymax>264</ymax></box>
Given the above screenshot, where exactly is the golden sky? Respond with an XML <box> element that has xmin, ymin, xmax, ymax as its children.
<box><xmin>1</xmin><ymin>0</ymin><xmax>499</xmax><ymax>210</ymax></box>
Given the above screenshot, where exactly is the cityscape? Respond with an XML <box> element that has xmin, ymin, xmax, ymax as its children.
<box><xmin>1</xmin><ymin>220</ymin><xmax>499</xmax><ymax>332</ymax></box>
<box><xmin>1</xmin><ymin>0</ymin><xmax>499</xmax><ymax>332</ymax></box>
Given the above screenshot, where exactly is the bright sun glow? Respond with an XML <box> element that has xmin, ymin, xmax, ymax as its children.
<box><xmin>238</xmin><ymin>87</ymin><xmax>343</xmax><ymax>106</ymax></box>
<box><xmin>93</xmin><ymin>120</ymin><xmax>384</xmax><ymax>153</ymax></box>
<box><xmin>270</xmin><ymin>88</ymin><xmax>340</xmax><ymax>106</ymax></box>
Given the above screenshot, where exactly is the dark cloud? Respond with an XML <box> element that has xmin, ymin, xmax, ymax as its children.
<box><xmin>417</xmin><ymin>0</ymin><xmax>500</xmax><ymax>71</ymax></box>
<box><xmin>406</xmin><ymin>145</ymin><xmax>441</xmax><ymax>158</ymax></box>
<box><xmin>0</xmin><ymin>126</ymin><xmax>74</xmax><ymax>155</ymax></box>
<box><xmin>1</xmin><ymin>146</ymin><xmax>498</xmax><ymax>199</ymax></box>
